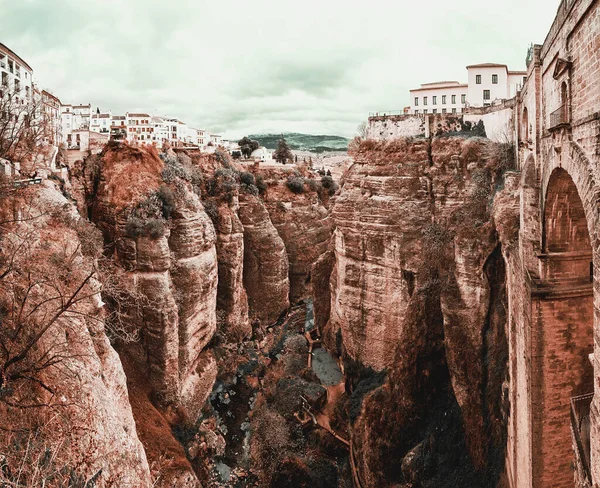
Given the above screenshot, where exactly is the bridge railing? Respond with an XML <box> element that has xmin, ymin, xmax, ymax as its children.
<box><xmin>571</xmin><ymin>392</ymin><xmax>593</xmax><ymax>484</ymax></box>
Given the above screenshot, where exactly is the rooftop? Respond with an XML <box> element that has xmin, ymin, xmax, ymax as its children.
<box><xmin>0</xmin><ymin>42</ymin><xmax>33</xmax><ymax>72</ymax></box>
<box><xmin>466</xmin><ymin>63</ymin><xmax>508</xmax><ymax>69</ymax></box>
<box><xmin>127</xmin><ymin>113</ymin><xmax>150</xmax><ymax>118</ymax></box>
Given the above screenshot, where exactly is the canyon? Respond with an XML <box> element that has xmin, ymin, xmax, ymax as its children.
<box><xmin>0</xmin><ymin>1</ymin><xmax>599</xmax><ymax>487</ymax></box>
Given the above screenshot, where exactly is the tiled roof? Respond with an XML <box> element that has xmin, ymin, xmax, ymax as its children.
<box><xmin>466</xmin><ymin>63</ymin><xmax>508</xmax><ymax>69</ymax></box>
<box><xmin>127</xmin><ymin>113</ymin><xmax>150</xmax><ymax>117</ymax></box>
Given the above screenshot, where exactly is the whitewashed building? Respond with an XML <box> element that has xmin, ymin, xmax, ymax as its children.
<box><xmin>410</xmin><ymin>81</ymin><xmax>468</xmax><ymax>115</ymax></box>
<box><xmin>466</xmin><ymin>63</ymin><xmax>527</xmax><ymax>107</ymax></box>
<box><xmin>210</xmin><ymin>133</ymin><xmax>222</xmax><ymax>146</ymax></box>
<box><xmin>409</xmin><ymin>63</ymin><xmax>527</xmax><ymax>114</ymax></box>
<box><xmin>125</xmin><ymin>112</ymin><xmax>153</xmax><ymax>144</ymax></box>
<box><xmin>0</xmin><ymin>42</ymin><xmax>33</xmax><ymax>103</ymax></box>
<box><xmin>91</xmin><ymin>110</ymin><xmax>112</xmax><ymax>134</ymax></box>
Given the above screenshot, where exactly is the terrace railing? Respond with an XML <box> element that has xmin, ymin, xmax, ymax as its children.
<box><xmin>571</xmin><ymin>392</ymin><xmax>593</xmax><ymax>484</ymax></box>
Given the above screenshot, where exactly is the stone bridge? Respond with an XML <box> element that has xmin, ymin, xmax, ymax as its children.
<box><xmin>506</xmin><ymin>0</ymin><xmax>600</xmax><ymax>486</ymax></box>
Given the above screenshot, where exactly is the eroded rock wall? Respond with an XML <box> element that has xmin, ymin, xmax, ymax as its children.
<box><xmin>238</xmin><ymin>193</ymin><xmax>290</xmax><ymax>325</ymax></box>
<box><xmin>329</xmin><ymin>137</ymin><xmax>512</xmax><ymax>487</ymax></box>
<box><xmin>263</xmin><ymin>189</ymin><xmax>333</xmax><ymax>303</ymax></box>
<box><xmin>0</xmin><ymin>184</ymin><xmax>152</xmax><ymax>487</ymax></box>
<box><xmin>88</xmin><ymin>144</ymin><xmax>217</xmax><ymax>418</ymax></box>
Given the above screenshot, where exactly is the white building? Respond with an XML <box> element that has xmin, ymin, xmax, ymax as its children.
<box><xmin>0</xmin><ymin>42</ymin><xmax>33</xmax><ymax>103</ymax></box>
<box><xmin>125</xmin><ymin>112</ymin><xmax>153</xmax><ymax>144</ymax></box>
<box><xmin>90</xmin><ymin>110</ymin><xmax>112</xmax><ymax>134</ymax></box>
<box><xmin>250</xmin><ymin>146</ymin><xmax>273</xmax><ymax>162</ymax></box>
<box><xmin>61</xmin><ymin>104</ymin><xmax>91</xmax><ymax>149</ymax></box>
<box><xmin>210</xmin><ymin>133</ymin><xmax>222</xmax><ymax>146</ymax></box>
<box><xmin>410</xmin><ymin>81</ymin><xmax>468</xmax><ymax>115</ymax></box>
<box><xmin>40</xmin><ymin>89</ymin><xmax>62</xmax><ymax>146</ymax></box>
<box><xmin>409</xmin><ymin>63</ymin><xmax>527</xmax><ymax>114</ymax></box>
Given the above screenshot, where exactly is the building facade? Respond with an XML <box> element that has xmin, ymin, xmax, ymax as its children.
<box><xmin>0</xmin><ymin>42</ymin><xmax>33</xmax><ymax>103</ymax></box>
<box><xmin>410</xmin><ymin>81</ymin><xmax>468</xmax><ymax>115</ymax></box>
<box><xmin>409</xmin><ymin>63</ymin><xmax>527</xmax><ymax>114</ymax></box>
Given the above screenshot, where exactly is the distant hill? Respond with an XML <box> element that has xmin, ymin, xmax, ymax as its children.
<box><xmin>248</xmin><ymin>133</ymin><xmax>349</xmax><ymax>153</ymax></box>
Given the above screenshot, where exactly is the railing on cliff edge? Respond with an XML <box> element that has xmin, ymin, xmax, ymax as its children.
<box><xmin>368</xmin><ymin>110</ymin><xmax>407</xmax><ymax>117</ymax></box>
<box><xmin>571</xmin><ymin>392</ymin><xmax>593</xmax><ymax>484</ymax></box>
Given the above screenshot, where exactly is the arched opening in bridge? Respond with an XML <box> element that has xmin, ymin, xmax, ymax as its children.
<box><xmin>533</xmin><ymin>167</ymin><xmax>594</xmax><ymax>486</ymax></box>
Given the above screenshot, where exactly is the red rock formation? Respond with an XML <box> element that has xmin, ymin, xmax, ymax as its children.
<box><xmin>238</xmin><ymin>193</ymin><xmax>290</xmax><ymax>325</ymax></box>
<box><xmin>0</xmin><ymin>185</ymin><xmax>152</xmax><ymax>486</ymax></box>
<box><xmin>213</xmin><ymin>198</ymin><xmax>251</xmax><ymax>341</ymax></box>
<box><xmin>328</xmin><ymin>137</ymin><xmax>511</xmax><ymax>487</ymax></box>
<box><xmin>88</xmin><ymin>144</ymin><xmax>217</xmax><ymax>419</ymax></box>
<box><xmin>262</xmin><ymin>187</ymin><xmax>333</xmax><ymax>303</ymax></box>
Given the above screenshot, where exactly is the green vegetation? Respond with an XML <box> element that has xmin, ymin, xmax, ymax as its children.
<box><xmin>249</xmin><ymin>132</ymin><xmax>350</xmax><ymax>153</ymax></box>
<box><xmin>274</xmin><ymin>135</ymin><xmax>294</xmax><ymax>164</ymax></box>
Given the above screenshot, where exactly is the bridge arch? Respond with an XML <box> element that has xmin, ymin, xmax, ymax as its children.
<box><xmin>531</xmin><ymin>143</ymin><xmax>600</xmax><ymax>486</ymax></box>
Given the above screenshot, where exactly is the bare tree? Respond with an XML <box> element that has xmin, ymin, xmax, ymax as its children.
<box><xmin>0</xmin><ymin>86</ymin><xmax>52</xmax><ymax>172</ymax></box>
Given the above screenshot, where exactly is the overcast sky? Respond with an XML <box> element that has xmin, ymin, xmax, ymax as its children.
<box><xmin>2</xmin><ymin>0</ymin><xmax>559</xmax><ymax>139</ymax></box>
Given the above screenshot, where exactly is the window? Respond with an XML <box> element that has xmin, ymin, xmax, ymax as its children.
<box><xmin>483</xmin><ymin>90</ymin><xmax>491</xmax><ymax>100</ymax></box>
<box><xmin>442</xmin><ymin>108</ymin><xmax>447</xmax><ymax>114</ymax></box>
<box><xmin>461</xmin><ymin>94</ymin><xmax>466</xmax><ymax>103</ymax></box>
<box><xmin>476</xmin><ymin>75</ymin><xmax>482</xmax><ymax>84</ymax></box>
<box><xmin>452</xmin><ymin>108</ymin><xmax>457</xmax><ymax>113</ymax></box>
<box><xmin>423</xmin><ymin>109</ymin><xmax>428</xmax><ymax>114</ymax></box>
<box><xmin>432</xmin><ymin>109</ymin><xmax>437</xmax><ymax>114</ymax></box>
<box><xmin>432</xmin><ymin>96</ymin><xmax>437</xmax><ymax>104</ymax></box>
<box><xmin>523</xmin><ymin>76</ymin><xmax>527</xmax><ymax>84</ymax></box>
<box><xmin>414</xmin><ymin>97</ymin><xmax>419</xmax><ymax>106</ymax></box>
<box><xmin>414</xmin><ymin>110</ymin><xmax>419</xmax><ymax>114</ymax></box>
<box><xmin>452</xmin><ymin>95</ymin><xmax>456</xmax><ymax>104</ymax></box>
<box><xmin>442</xmin><ymin>95</ymin><xmax>446</xmax><ymax>104</ymax></box>
<box><xmin>492</xmin><ymin>74</ymin><xmax>498</xmax><ymax>84</ymax></box>
<box><xmin>423</xmin><ymin>97</ymin><xmax>428</xmax><ymax>106</ymax></box>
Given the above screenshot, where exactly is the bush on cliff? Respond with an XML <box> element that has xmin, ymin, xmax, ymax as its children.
<box><xmin>286</xmin><ymin>177</ymin><xmax>305</xmax><ymax>194</ymax></box>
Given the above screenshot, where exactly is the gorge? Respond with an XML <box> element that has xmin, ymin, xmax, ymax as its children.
<box><xmin>0</xmin><ymin>1</ymin><xmax>599</xmax><ymax>487</ymax></box>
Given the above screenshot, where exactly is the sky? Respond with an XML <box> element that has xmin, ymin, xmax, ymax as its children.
<box><xmin>1</xmin><ymin>0</ymin><xmax>559</xmax><ymax>139</ymax></box>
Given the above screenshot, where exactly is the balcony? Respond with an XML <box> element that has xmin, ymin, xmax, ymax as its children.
<box><xmin>549</xmin><ymin>105</ymin><xmax>570</xmax><ymax>130</ymax></box>
<box><xmin>571</xmin><ymin>392</ymin><xmax>593</xmax><ymax>484</ymax></box>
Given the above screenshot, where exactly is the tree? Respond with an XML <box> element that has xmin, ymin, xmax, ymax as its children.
<box><xmin>274</xmin><ymin>135</ymin><xmax>293</xmax><ymax>164</ymax></box>
<box><xmin>0</xmin><ymin>87</ymin><xmax>52</xmax><ymax>172</ymax></box>
<box><xmin>238</xmin><ymin>136</ymin><xmax>260</xmax><ymax>159</ymax></box>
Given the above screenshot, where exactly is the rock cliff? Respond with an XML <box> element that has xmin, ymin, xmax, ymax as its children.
<box><xmin>263</xmin><ymin>187</ymin><xmax>333</xmax><ymax>303</ymax></box>
<box><xmin>238</xmin><ymin>192</ymin><xmax>290</xmax><ymax>325</ymax></box>
<box><xmin>325</xmin><ymin>137</ymin><xmax>512</xmax><ymax>487</ymax></box>
<box><xmin>87</xmin><ymin>143</ymin><xmax>218</xmax><ymax>418</ymax></box>
<box><xmin>213</xmin><ymin>198</ymin><xmax>251</xmax><ymax>341</ymax></box>
<box><xmin>0</xmin><ymin>184</ymin><xmax>152</xmax><ymax>487</ymax></box>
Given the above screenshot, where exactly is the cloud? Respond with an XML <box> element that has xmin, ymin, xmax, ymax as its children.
<box><xmin>0</xmin><ymin>0</ymin><xmax>559</xmax><ymax>139</ymax></box>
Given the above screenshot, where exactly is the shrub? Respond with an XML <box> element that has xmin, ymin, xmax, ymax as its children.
<box><xmin>203</xmin><ymin>200</ymin><xmax>219</xmax><ymax>223</ymax></box>
<box><xmin>255</xmin><ymin>174</ymin><xmax>268</xmax><ymax>194</ymax></box>
<box><xmin>214</xmin><ymin>148</ymin><xmax>231</xmax><ymax>165</ymax></box>
<box><xmin>241</xmin><ymin>183</ymin><xmax>259</xmax><ymax>195</ymax></box>
<box><xmin>306</xmin><ymin>178</ymin><xmax>320</xmax><ymax>192</ymax></box>
<box><xmin>156</xmin><ymin>185</ymin><xmax>176</xmax><ymax>219</ymax></box>
<box><xmin>287</xmin><ymin>177</ymin><xmax>305</xmax><ymax>194</ymax></box>
<box><xmin>320</xmin><ymin>175</ymin><xmax>334</xmax><ymax>189</ymax></box>
<box><xmin>240</xmin><ymin>171</ymin><xmax>256</xmax><ymax>186</ymax></box>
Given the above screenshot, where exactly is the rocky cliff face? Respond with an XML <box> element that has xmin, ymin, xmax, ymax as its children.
<box><xmin>325</xmin><ymin>137</ymin><xmax>512</xmax><ymax>487</ymax></box>
<box><xmin>213</xmin><ymin>198</ymin><xmax>251</xmax><ymax>341</ymax></box>
<box><xmin>263</xmin><ymin>187</ymin><xmax>333</xmax><ymax>303</ymax></box>
<box><xmin>87</xmin><ymin>144</ymin><xmax>218</xmax><ymax>419</ymax></box>
<box><xmin>0</xmin><ymin>184</ymin><xmax>152</xmax><ymax>487</ymax></box>
<box><xmin>238</xmin><ymin>193</ymin><xmax>290</xmax><ymax>325</ymax></box>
